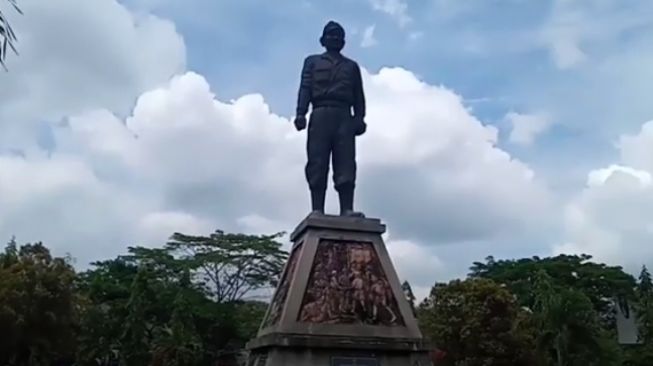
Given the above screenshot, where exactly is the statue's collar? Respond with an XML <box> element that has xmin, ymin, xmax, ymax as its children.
<box><xmin>321</xmin><ymin>52</ymin><xmax>343</xmax><ymax>64</ymax></box>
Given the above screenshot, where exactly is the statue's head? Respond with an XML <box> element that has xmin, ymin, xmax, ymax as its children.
<box><xmin>320</xmin><ymin>21</ymin><xmax>345</xmax><ymax>52</ymax></box>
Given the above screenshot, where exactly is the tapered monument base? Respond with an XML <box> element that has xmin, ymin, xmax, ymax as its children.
<box><xmin>246</xmin><ymin>214</ymin><xmax>433</xmax><ymax>366</ymax></box>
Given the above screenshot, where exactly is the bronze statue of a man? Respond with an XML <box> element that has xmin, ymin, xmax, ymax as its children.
<box><xmin>294</xmin><ymin>21</ymin><xmax>367</xmax><ymax>217</ymax></box>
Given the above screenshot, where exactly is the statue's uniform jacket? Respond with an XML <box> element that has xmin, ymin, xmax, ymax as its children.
<box><xmin>296</xmin><ymin>52</ymin><xmax>366</xmax><ymax>192</ymax></box>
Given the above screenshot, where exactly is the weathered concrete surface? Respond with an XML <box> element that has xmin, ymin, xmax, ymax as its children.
<box><xmin>248</xmin><ymin>347</ymin><xmax>433</xmax><ymax>366</ymax></box>
<box><xmin>246</xmin><ymin>213</ymin><xmax>433</xmax><ymax>366</ymax></box>
<box><xmin>290</xmin><ymin>213</ymin><xmax>386</xmax><ymax>241</ymax></box>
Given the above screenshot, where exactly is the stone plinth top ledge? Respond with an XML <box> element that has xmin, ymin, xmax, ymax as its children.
<box><xmin>290</xmin><ymin>213</ymin><xmax>386</xmax><ymax>242</ymax></box>
<box><xmin>247</xmin><ymin>333</ymin><xmax>432</xmax><ymax>352</ymax></box>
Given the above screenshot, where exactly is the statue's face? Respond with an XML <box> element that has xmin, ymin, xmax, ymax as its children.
<box><xmin>321</xmin><ymin>28</ymin><xmax>345</xmax><ymax>52</ymax></box>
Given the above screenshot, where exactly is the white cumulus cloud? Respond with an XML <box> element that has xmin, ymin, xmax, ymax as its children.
<box><xmin>506</xmin><ymin>111</ymin><xmax>551</xmax><ymax>146</ymax></box>
<box><xmin>0</xmin><ymin>66</ymin><xmax>553</xmax><ymax>283</ymax></box>
<box><xmin>0</xmin><ymin>0</ymin><xmax>556</xmax><ymax>286</ymax></box>
<box><xmin>357</xmin><ymin>67</ymin><xmax>553</xmax><ymax>244</ymax></box>
<box><xmin>386</xmin><ymin>236</ymin><xmax>447</xmax><ymax>303</ymax></box>
<box><xmin>0</xmin><ymin>0</ymin><xmax>185</xmax><ymax>151</ymax></box>
<box><xmin>556</xmin><ymin>121</ymin><xmax>653</xmax><ymax>272</ymax></box>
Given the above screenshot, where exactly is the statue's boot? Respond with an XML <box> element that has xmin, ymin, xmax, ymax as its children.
<box><xmin>338</xmin><ymin>187</ymin><xmax>365</xmax><ymax>218</ymax></box>
<box><xmin>310</xmin><ymin>188</ymin><xmax>326</xmax><ymax>216</ymax></box>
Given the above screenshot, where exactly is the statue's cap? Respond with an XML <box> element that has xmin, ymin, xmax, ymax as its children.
<box><xmin>322</xmin><ymin>20</ymin><xmax>345</xmax><ymax>37</ymax></box>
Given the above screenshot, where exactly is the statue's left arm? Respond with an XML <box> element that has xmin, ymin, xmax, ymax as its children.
<box><xmin>296</xmin><ymin>57</ymin><xmax>314</xmax><ymax>118</ymax></box>
<box><xmin>352</xmin><ymin>63</ymin><xmax>366</xmax><ymax>121</ymax></box>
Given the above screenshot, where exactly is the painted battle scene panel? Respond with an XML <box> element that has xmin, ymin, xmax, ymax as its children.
<box><xmin>261</xmin><ymin>243</ymin><xmax>303</xmax><ymax>328</ymax></box>
<box><xmin>298</xmin><ymin>240</ymin><xmax>405</xmax><ymax>326</ymax></box>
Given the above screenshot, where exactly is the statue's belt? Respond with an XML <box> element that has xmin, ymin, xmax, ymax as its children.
<box><xmin>312</xmin><ymin>100</ymin><xmax>350</xmax><ymax>109</ymax></box>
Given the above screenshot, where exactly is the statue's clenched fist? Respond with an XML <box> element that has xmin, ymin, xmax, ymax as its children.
<box><xmin>353</xmin><ymin>117</ymin><xmax>366</xmax><ymax>136</ymax></box>
<box><xmin>294</xmin><ymin>115</ymin><xmax>307</xmax><ymax>131</ymax></box>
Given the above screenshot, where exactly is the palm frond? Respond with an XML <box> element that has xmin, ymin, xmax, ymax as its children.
<box><xmin>0</xmin><ymin>0</ymin><xmax>22</xmax><ymax>71</ymax></box>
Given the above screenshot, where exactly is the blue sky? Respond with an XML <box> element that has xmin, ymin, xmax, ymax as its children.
<box><xmin>126</xmin><ymin>0</ymin><xmax>652</xmax><ymax>184</ymax></box>
<box><xmin>2</xmin><ymin>0</ymin><xmax>653</xmax><ymax>300</ymax></box>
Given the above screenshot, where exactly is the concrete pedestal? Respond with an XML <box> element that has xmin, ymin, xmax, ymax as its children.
<box><xmin>246</xmin><ymin>214</ymin><xmax>433</xmax><ymax>366</ymax></box>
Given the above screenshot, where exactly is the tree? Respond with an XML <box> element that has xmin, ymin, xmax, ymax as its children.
<box><xmin>0</xmin><ymin>240</ymin><xmax>79</xmax><ymax>365</ymax></box>
<box><xmin>0</xmin><ymin>0</ymin><xmax>22</xmax><ymax>70</ymax></box>
<box><xmin>119</xmin><ymin>264</ymin><xmax>173</xmax><ymax>366</ymax></box>
<box><xmin>231</xmin><ymin>299</ymin><xmax>268</xmax><ymax>341</ymax></box>
<box><xmin>150</xmin><ymin>271</ymin><xmax>204</xmax><ymax>366</ymax></box>
<box><xmin>639</xmin><ymin>266</ymin><xmax>653</xmax><ymax>293</ymax></box>
<box><xmin>623</xmin><ymin>345</ymin><xmax>653</xmax><ymax>366</ymax></box>
<box><xmin>470</xmin><ymin>254</ymin><xmax>636</xmax><ymax>329</ymax></box>
<box><xmin>635</xmin><ymin>265</ymin><xmax>653</xmax><ymax>343</ymax></box>
<box><xmin>417</xmin><ymin>278</ymin><xmax>539</xmax><ymax>366</ymax></box>
<box><xmin>75</xmin><ymin>229</ymin><xmax>281</xmax><ymax>365</ymax></box>
<box><xmin>0</xmin><ymin>230</ymin><xmax>280</xmax><ymax>365</ymax></box>
<box><xmin>128</xmin><ymin>229</ymin><xmax>288</xmax><ymax>303</ymax></box>
<box><xmin>618</xmin><ymin>266</ymin><xmax>653</xmax><ymax>366</ymax></box>
<box><xmin>76</xmin><ymin>256</ymin><xmax>212</xmax><ymax>365</ymax></box>
<box><xmin>532</xmin><ymin>270</ymin><xmax>621</xmax><ymax>366</ymax></box>
<box><xmin>75</xmin><ymin>257</ymin><xmax>140</xmax><ymax>365</ymax></box>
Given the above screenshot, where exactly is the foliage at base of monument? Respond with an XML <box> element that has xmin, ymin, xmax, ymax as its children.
<box><xmin>0</xmin><ymin>230</ymin><xmax>283</xmax><ymax>366</ymax></box>
<box><xmin>5</xmin><ymin>230</ymin><xmax>653</xmax><ymax>366</ymax></box>
<box><xmin>421</xmin><ymin>254</ymin><xmax>653</xmax><ymax>366</ymax></box>
<box><xmin>418</xmin><ymin>275</ymin><xmax>624</xmax><ymax>366</ymax></box>
<box><xmin>418</xmin><ymin>278</ymin><xmax>540</xmax><ymax>366</ymax></box>
<box><xmin>619</xmin><ymin>266</ymin><xmax>653</xmax><ymax>366</ymax></box>
<box><xmin>635</xmin><ymin>266</ymin><xmax>653</xmax><ymax>343</ymax></box>
<box><xmin>75</xmin><ymin>230</ymin><xmax>283</xmax><ymax>366</ymax></box>
<box><xmin>531</xmin><ymin>270</ymin><xmax>622</xmax><ymax>366</ymax></box>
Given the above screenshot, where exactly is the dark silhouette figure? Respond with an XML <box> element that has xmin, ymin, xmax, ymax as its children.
<box><xmin>294</xmin><ymin>21</ymin><xmax>367</xmax><ymax>217</ymax></box>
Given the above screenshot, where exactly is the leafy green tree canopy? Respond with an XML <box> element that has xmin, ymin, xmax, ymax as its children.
<box><xmin>533</xmin><ymin>270</ymin><xmax>622</xmax><ymax>366</ymax></box>
<box><xmin>126</xmin><ymin>230</ymin><xmax>288</xmax><ymax>303</ymax></box>
<box><xmin>470</xmin><ymin>254</ymin><xmax>636</xmax><ymax>327</ymax></box>
<box><xmin>418</xmin><ymin>278</ymin><xmax>539</xmax><ymax>366</ymax></box>
<box><xmin>74</xmin><ymin>229</ymin><xmax>285</xmax><ymax>365</ymax></box>
<box><xmin>635</xmin><ymin>265</ymin><xmax>653</xmax><ymax>344</ymax></box>
<box><xmin>0</xmin><ymin>239</ymin><xmax>78</xmax><ymax>366</ymax></box>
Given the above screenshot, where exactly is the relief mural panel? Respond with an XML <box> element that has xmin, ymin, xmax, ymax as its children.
<box><xmin>298</xmin><ymin>240</ymin><xmax>404</xmax><ymax>326</ymax></box>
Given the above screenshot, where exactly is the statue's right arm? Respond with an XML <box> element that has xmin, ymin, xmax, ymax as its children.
<box><xmin>296</xmin><ymin>57</ymin><xmax>313</xmax><ymax>117</ymax></box>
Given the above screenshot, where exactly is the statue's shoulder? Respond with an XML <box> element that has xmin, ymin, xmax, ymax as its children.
<box><xmin>304</xmin><ymin>54</ymin><xmax>321</xmax><ymax>63</ymax></box>
<box><xmin>341</xmin><ymin>55</ymin><xmax>360</xmax><ymax>68</ymax></box>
